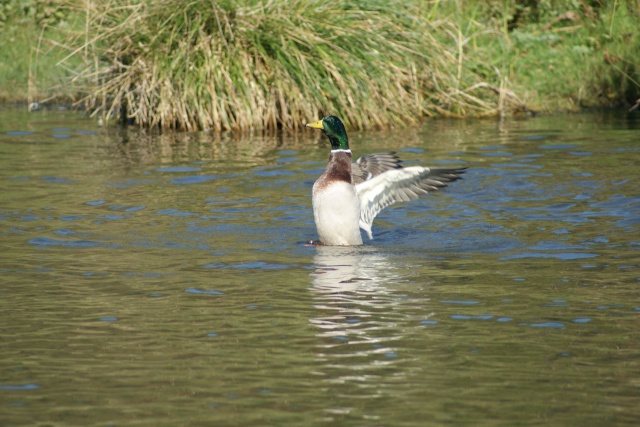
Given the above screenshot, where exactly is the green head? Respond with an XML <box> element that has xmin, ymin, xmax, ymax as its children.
<box><xmin>306</xmin><ymin>116</ymin><xmax>350</xmax><ymax>150</ymax></box>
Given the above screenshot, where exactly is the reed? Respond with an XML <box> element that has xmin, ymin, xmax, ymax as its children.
<box><xmin>4</xmin><ymin>1</ymin><xmax>637</xmax><ymax>129</ymax></box>
<box><xmin>65</xmin><ymin>0</ymin><xmax>524</xmax><ymax>131</ymax></box>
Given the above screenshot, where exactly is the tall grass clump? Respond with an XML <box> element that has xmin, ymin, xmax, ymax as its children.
<box><xmin>64</xmin><ymin>0</ymin><xmax>522</xmax><ymax>131</ymax></box>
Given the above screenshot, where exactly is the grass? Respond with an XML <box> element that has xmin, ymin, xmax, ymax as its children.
<box><xmin>500</xmin><ymin>0</ymin><xmax>640</xmax><ymax>111</ymax></box>
<box><xmin>61</xmin><ymin>0</ymin><xmax>527</xmax><ymax>131</ymax></box>
<box><xmin>0</xmin><ymin>20</ymin><xmax>62</xmax><ymax>103</ymax></box>
<box><xmin>0</xmin><ymin>1</ymin><xmax>81</xmax><ymax>103</ymax></box>
<box><xmin>1</xmin><ymin>0</ymin><xmax>638</xmax><ymax>130</ymax></box>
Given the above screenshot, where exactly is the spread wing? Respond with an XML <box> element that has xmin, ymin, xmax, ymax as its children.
<box><xmin>355</xmin><ymin>166</ymin><xmax>467</xmax><ymax>239</ymax></box>
<box><xmin>351</xmin><ymin>152</ymin><xmax>402</xmax><ymax>185</ymax></box>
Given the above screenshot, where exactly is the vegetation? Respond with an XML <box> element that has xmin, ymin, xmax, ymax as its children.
<box><xmin>478</xmin><ymin>0</ymin><xmax>640</xmax><ymax>111</ymax></box>
<box><xmin>1</xmin><ymin>0</ymin><xmax>638</xmax><ymax>131</ymax></box>
<box><xmin>0</xmin><ymin>0</ymin><xmax>77</xmax><ymax>103</ymax></box>
<box><xmin>64</xmin><ymin>0</ymin><xmax>530</xmax><ymax>131</ymax></box>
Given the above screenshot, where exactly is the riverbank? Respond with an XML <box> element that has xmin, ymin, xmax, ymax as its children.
<box><xmin>1</xmin><ymin>1</ymin><xmax>638</xmax><ymax>130</ymax></box>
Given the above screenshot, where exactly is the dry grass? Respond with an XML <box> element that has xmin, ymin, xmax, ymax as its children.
<box><xmin>62</xmin><ymin>0</ymin><xmax>527</xmax><ymax>130</ymax></box>
<box><xmin>5</xmin><ymin>1</ymin><xmax>638</xmax><ymax>122</ymax></box>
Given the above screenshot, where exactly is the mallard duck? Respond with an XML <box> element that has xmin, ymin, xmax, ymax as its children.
<box><xmin>306</xmin><ymin>115</ymin><xmax>466</xmax><ymax>246</ymax></box>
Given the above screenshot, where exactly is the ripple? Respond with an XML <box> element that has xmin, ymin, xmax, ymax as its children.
<box><xmin>124</xmin><ymin>206</ymin><xmax>145</xmax><ymax>212</ymax></box>
<box><xmin>528</xmin><ymin>322</ymin><xmax>565</xmax><ymax>328</ymax></box>
<box><xmin>0</xmin><ymin>384</ymin><xmax>40</xmax><ymax>391</ymax></box>
<box><xmin>60</xmin><ymin>215</ymin><xmax>85</xmax><ymax>221</ymax></box>
<box><xmin>203</xmin><ymin>261</ymin><xmax>289</xmax><ymax>270</ymax></box>
<box><xmin>482</xmin><ymin>152</ymin><xmax>513</xmax><ymax>157</ymax></box>
<box><xmin>185</xmin><ymin>288</ymin><xmax>224</xmax><ymax>295</ymax></box>
<box><xmin>107</xmin><ymin>179</ymin><xmax>156</xmax><ymax>188</ymax></box>
<box><xmin>397</xmin><ymin>147</ymin><xmax>428</xmax><ymax>155</ymax></box>
<box><xmin>529</xmin><ymin>241</ymin><xmax>586</xmax><ymax>251</ymax></box>
<box><xmin>156</xmin><ymin>209</ymin><xmax>197</xmax><ymax>217</ymax></box>
<box><xmin>41</xmin><ymin>176</ymin><xmax>73</xmax><ymax>184</ymax></box>
<box><xmin>500</xmin><ymin>252</ymin><xmax>598</xmax><ymax>260</ymax></box>
<box><xmin>616</xmin><ymin>217</ymin><xmax>640</xmax><ymax>228</ymax></box>
<box><xmin>156</xmin><ymin>166</ymin><xmax>202</xmax><ymax>173</ymax></box>
<box><xmin>28</xmin><ymin>237</ymin><xmax>103</xmax><ymax>248</ymax></box>
<box><xmin>539</xmin><ymin>144</ymin><xmax>579</xmax><ymax>150</ymax></box>
<box><xmin>171</xmin><ymin>175</ymin><xmax>218</xmax><ymax>184</ymax></box>
<box><xmin>255</xmin><ymin>169</ymin><xmax>296</xmax><ymax>177</ymax></box>
<box><xmin>492</xmin><ymin>163</ymin><xmax>542</xmax><ymax>168</ymax></box>
<box><xmin>5</xmin><ymin>131</ymin><xmax>34</xmax><ymax>136</ymax></box>
<box><xmin>97</xmin><ymin>214</ymin><xmax>126</xmax><ymax>220</ymax></box>
<box><xmin>54</xmin><ymin>229</ymin><xmax>76</xmax><ymax>236</ymax></box>
<box><xmin>451</xmin><ymin>314</ymin><xmax>494</xmax><ymax>320</ymax></box>
<box><xmin>441</xmin><ymin>300</ymin><xmax>480</xmax><ymax>305</ymax></box>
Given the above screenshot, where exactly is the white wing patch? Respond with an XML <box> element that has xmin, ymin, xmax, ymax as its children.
<box><xmin>355</xmin><ymin>166</ymin><xmax>450</xmax><ymax>239</ymax></box>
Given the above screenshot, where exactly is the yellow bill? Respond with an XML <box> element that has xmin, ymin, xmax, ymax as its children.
<box><xmin>305</xmin><ymin>119</ymin><xmax>324</xmax><ymax>129</ymax></box>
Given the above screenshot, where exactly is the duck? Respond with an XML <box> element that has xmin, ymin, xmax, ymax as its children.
<box><xmin>306</xmin><ymin>115</ymin><xmax>466</xmax><ymax>246</ymax></box>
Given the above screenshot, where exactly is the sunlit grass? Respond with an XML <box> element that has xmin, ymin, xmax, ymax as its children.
<box><xmin>64</xmin><ymin>0</ymin><xmax>524</xmax><ymax>131</ymax></box>
<box><xmin>0</xmin><ymin>1</ymin><xmax>82</xmax><ymax>103</ymax></box>
<box><xmin>0</xmin><ymin>20</ymin><xmax>67</xmax><ymax>103</ymax></box>
<box><xmin>3</xmin><ymin>1</ymin><xmax>638</xmax><ymax>130</ymax></box>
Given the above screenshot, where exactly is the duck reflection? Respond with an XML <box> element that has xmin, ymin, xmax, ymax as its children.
<box><xmin>309</xmin><ymin>246</ymin><xmax>413</xmax><ymax>364</ymax></box>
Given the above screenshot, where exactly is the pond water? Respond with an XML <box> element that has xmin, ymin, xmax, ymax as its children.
<box><xmin>1</xmin><ymin>107</ymin><xmax>639</xmax><ymax>426</ymax></box>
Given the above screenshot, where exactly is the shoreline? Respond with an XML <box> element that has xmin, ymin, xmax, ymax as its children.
<box><xmin>1</xmin><ymin>1</ymin><xmax>638</xmax><ymax>131</ymax></box>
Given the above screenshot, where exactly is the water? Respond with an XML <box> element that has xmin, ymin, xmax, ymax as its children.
<box><xmin>1</xmin><ymin>107</ymin><xmax>639</xmax><ymax>426</ymax></box>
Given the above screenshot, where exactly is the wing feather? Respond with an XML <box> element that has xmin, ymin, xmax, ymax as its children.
<box><xmin>352</xmin><ymin>152</ymin><xmax>402</xmax><ymax>185</ymax></box>
<box><xmin>355</xmin><ymin>166</ymin><xmax>467</xmax><ymax>239</ymax></box>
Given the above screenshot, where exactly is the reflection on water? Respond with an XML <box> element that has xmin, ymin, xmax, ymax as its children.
<box><xmin>0</xmin><ymin>108</ymin><xmax>639</xmax><ymax>426</ymax></box>
<box><xmin>310</xmin><ymin>247</ymin><xmax>413</xmax><ymax>417</ymax></box>
<box><xmin>312</xmin><ymin>246</ymin><xmax>396</xmax><ymax>293</ymax></box>
<box><xmin>311</xmin><ymin>246</ymin><xmax>401</xmax><ymax>346</ymax></box>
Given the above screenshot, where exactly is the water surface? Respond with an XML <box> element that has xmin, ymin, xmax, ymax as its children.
<box><xmin>1</xmin><ymin>108</ymin><xmax>639</xmax><ymax>426</ymax></box>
